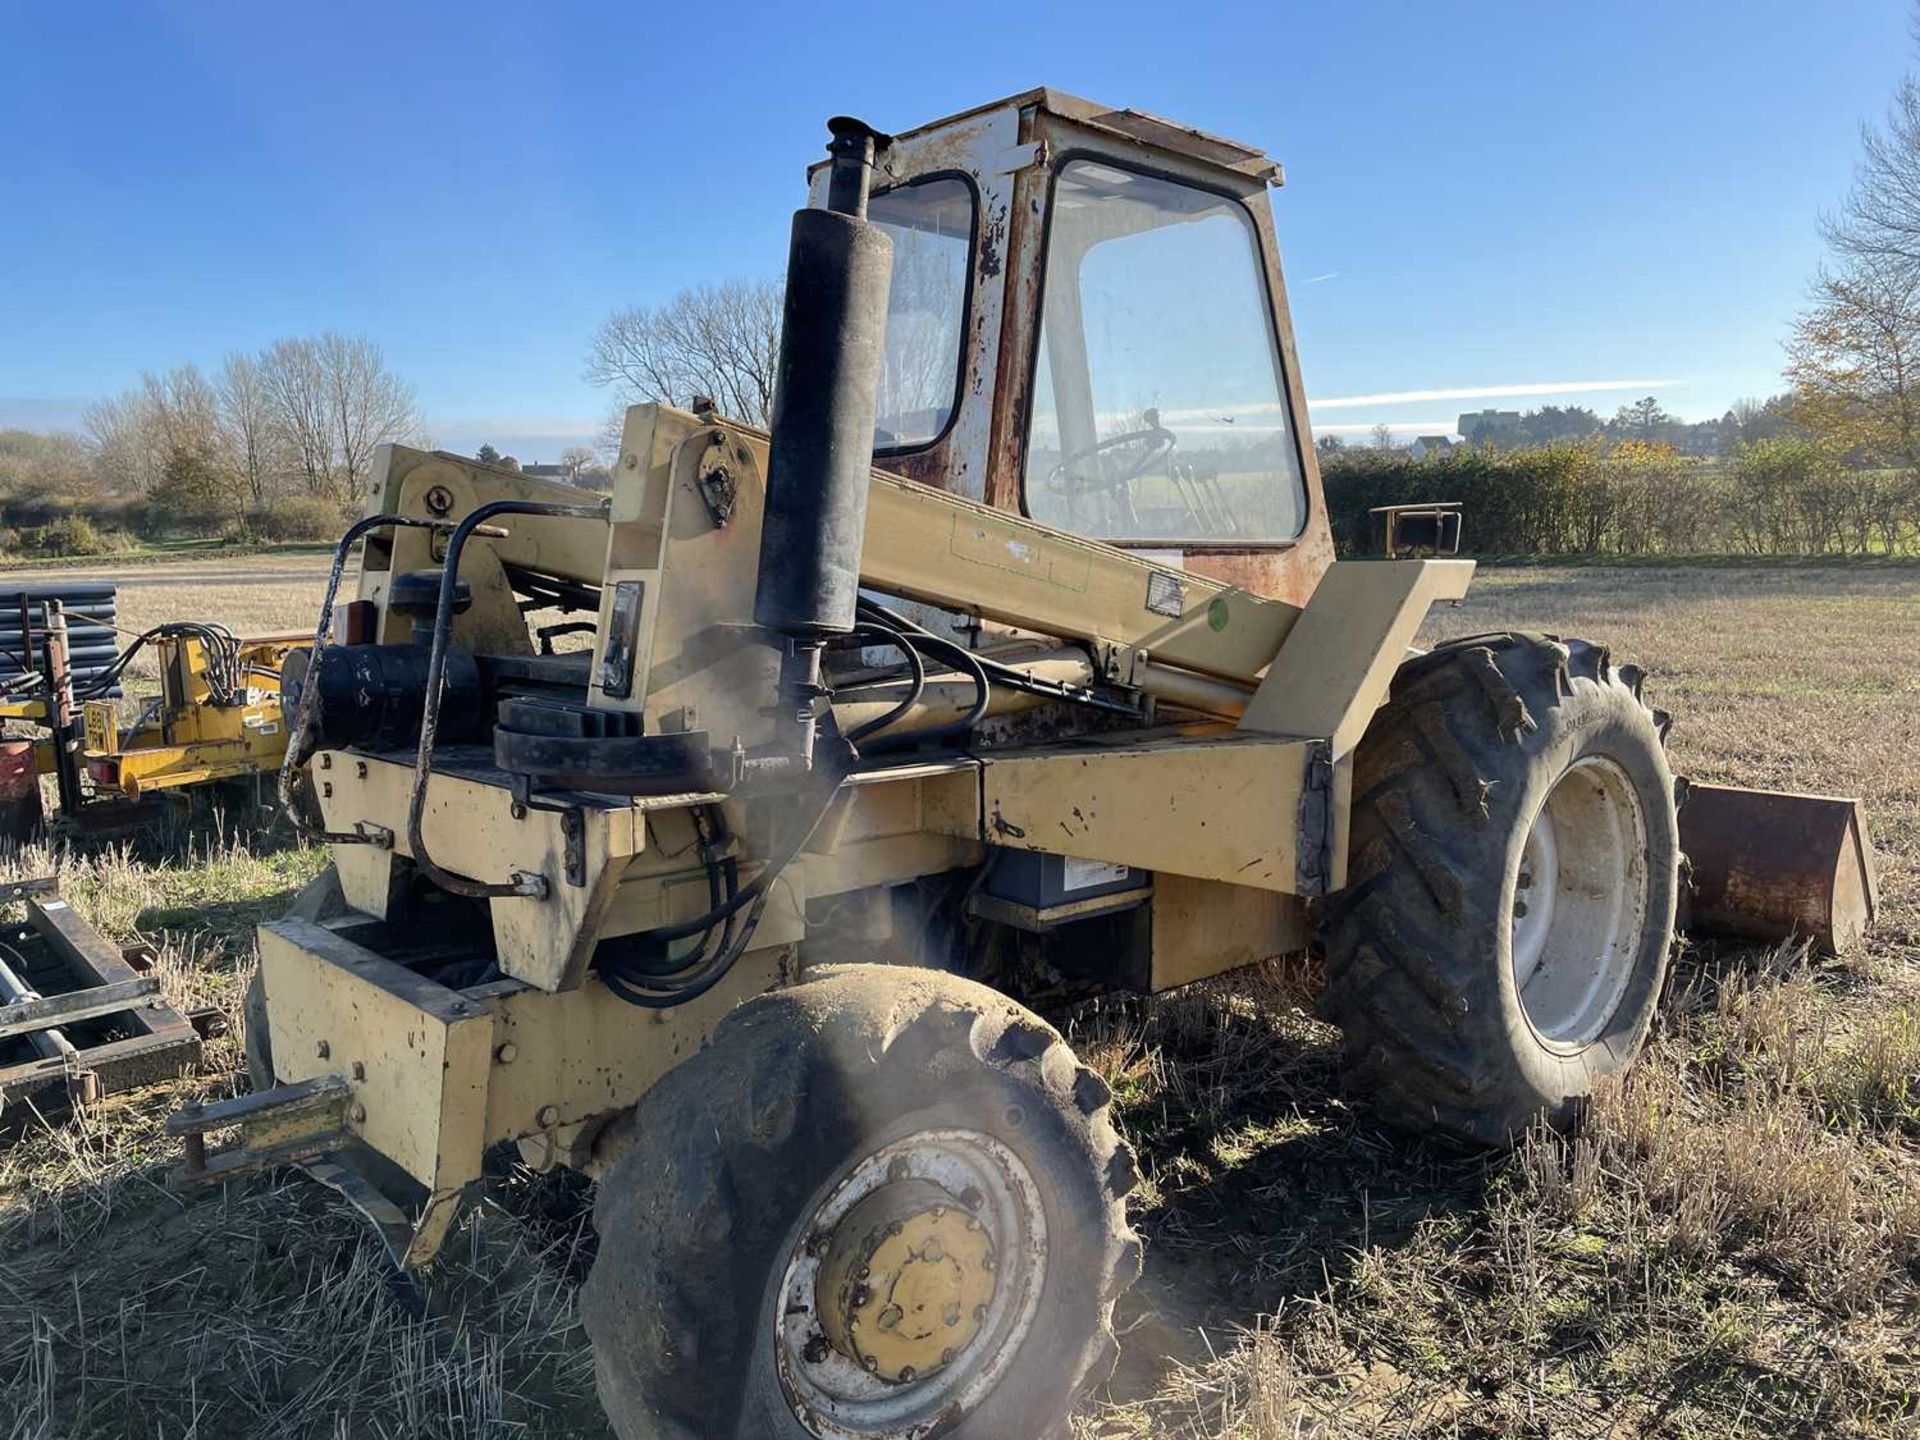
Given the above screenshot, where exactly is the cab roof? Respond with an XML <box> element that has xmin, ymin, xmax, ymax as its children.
<box><xmin>887</xmin><ymin>88</ymin><xmax>1283</xmax><ymax>186</ymax></box>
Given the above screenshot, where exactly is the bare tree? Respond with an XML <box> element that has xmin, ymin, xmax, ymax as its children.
<box><xmin>141</xmin><ymin>365</ymin><xmax>225</xmax><ymax>465</ymax></box>
<box><xmin>1827</xmin><ymin>74</ymin><xmax>1920</xmax><ymax>275</ymax></box>
<box><xmin>1788</xmin><ymin>260</ymin><xmax>1920</xmax><ymax>468</ymax></box>
<box><xmin>318</xmin><ymin>332</ymin><xmax>419</xmax><ymax>501</ymax></box>
<box><xmin>586</xmin><ymin>279</ymin><xmax>783</xmax><ymax>428</ymax></box>
<box><xmin>82</xmin><ymin>366</ymin><xmax>225</xmax><ymax>497</ymax></box>
<box><xmin>1792</xmin><ymin>17</ymin><xmax>1920</xmax><ymax>474</ymax></box>
<box><xmin>217</xmin><ymin>352</ymin><xmax>281</xmax><ymax>508</ymax></box>
<box><xmin>259</xmin><ymin>337</ymin><xmax>336</xmax><ymax>498</ymax></box>
<box><xmin>251</xmin><ymin>333</ymin><xmax>415</xmax><ymax>502</ymax></box>
<box><xmin>84</xmin><ymin>391</ymin><xmax>162</xmax><ymax>494</ymax></box>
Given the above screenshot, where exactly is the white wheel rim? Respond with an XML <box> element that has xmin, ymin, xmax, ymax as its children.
<box><xmin>774</xmin><ymin>1128</ymin><xmax>1047</xmax><ymax>1439</ymax></box>
<box><xmin>1510</xmin><ymin>755</ymin><xmax>1651</xmax><ymax>1047</ymax></box>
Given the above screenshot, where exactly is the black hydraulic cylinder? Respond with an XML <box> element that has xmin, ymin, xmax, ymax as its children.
<box><xmin>752</xmin><ymin>129</ymin><xmax>894</xmax><ymax>641</ymax></box>
<box><xmin>281</xmin><ymin>642</ymin><xmax>483</xmax><ymax>751</ymax></box>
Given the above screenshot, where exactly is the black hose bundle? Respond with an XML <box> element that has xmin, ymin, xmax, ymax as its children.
<box><xmin>595</xmin><ymin>782</ymin><xmax>843</xmax><ymax>1009</ymax></box>
<box><xmin>73</xmin><ymin>621</ymin><xmax>246</xmax><ymax>706</ymax></box>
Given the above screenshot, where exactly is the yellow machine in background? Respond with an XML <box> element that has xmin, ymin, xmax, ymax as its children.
<box><xmin>83</xmin><ymin>631</ymin><xmax>305</xmax><ymax>802</ymax></box>
<box><xmin>0</xmin><ymin>601</ymin><xmax>307</xmax><ymax>832</ymax></box>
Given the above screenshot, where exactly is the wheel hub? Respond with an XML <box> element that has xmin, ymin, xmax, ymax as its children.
<box><xmin>774</xmin><ymin>1128</ymin><xmax>1048</xmax><ymax>1438</ymax></box>
<box><xmin>816</xmin><ymin>1178</ymin><xmax>997</xmax><ymax>1383</ymax></box>
<box><xmin>1510</xmin><ymin>754</ymin><xmax>1652</xmax><ymax>1046</ymax></box>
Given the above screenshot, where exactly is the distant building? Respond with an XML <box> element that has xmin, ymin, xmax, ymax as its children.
<box><xmin>1458</xmin><ymin>409</ymin><xmax>1522</xmax><ymax>446</ymax></box>
<box><xmin>521</xmin><ymin>463</ymin><xmax>573</xmax><ymax>482</ymax></box>
<box><xmin>1411</xmin><ymin>435</ymin><xmax>1457</xmax><ymax>460</ymax></box>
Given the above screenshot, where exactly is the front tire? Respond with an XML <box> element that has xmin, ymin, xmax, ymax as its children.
<box><xmin>1322</xmin><ymin>633</ymin><xmax>1679</xmax><ymax>1145</ymax></box>
<box><xmin>580</xmin><ymin>966</ymin><xmax>1140</xmax><ymax>1440</ymax></box>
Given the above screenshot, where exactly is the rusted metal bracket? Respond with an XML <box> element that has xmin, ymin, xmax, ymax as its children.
<box><xmin>1294</xmin><ymin>739</ymin><xmax>1335</xmax><ymax>898</ymax></box>
<box><xmin>167</xmin><ymin>1074</ymin><xmax>354</xmax><ymax>1187</ymax></box>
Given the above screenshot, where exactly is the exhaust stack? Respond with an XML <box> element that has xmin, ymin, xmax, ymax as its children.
<box><xmin>753</xmin><ymin>117</ymin><xmax>895</xmax><ymax>769</ymax></box>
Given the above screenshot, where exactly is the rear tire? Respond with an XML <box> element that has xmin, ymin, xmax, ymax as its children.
<box><xmin>581</xmin><ymin>966</ymin><xmax>1140</xmax><ymax>1440</ymax></box>
<box><xmin>1322</xmin><ymin>633</ymin><xmax>1679</xmax><ymax>1145</ymax></box>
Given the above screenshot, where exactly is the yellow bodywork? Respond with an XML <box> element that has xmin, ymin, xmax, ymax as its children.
<box><xmin>85</xmin><ymin>634</ymin><xmax>306</xmax><ymax>799</ymax></box>
<box><xmin>237</xmin><ymin>403</ymin><xmax>1475</xmax><ymax>1266</ymax></box>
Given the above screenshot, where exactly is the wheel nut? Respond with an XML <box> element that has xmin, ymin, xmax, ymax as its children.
<box><xmin>1518</xmin><ymin>870</ymin><xmax>1534</xmax><ymax>889</ymax></box>
<box><xmin>862</xmin><ymin>1355</ymin><xmax>879</xmax><ymax>1373</ymax></box>
<box><xmin>898</xmin><ymin>1366</ymin><xmax>916</xmax><ymax>1383</ymax></box>
<box><xmin>959</xmin><ymin>1187</ymin><xmax>983</xmax><ymax>1210</ymax></box>
<box><xmin>973</xmin><ymin>1303</ymin><xmax>988</xmax><ymax>1322</ymax></box>
<box><xmin>887</xmin><ymin>1157</ymin><xmax>911</xmax><ymax>1181</ymax></box>
<box><xmin>802</xmin><ymin>1335</ymin><xmax>830</xmax><ymax>1365</ymax></box>
<box><xmin>1513</xmin><ymin>900</ymin><xmax>1530</xmax><ymax>918</ymax></box>
<box><xmin>887</xmin><ymin>1220</ymin><xmax>903</xmax><ymax>1237</ymax></box>
<box><xmin>941</xmin><ymin>1347</ymin><xmax>955</xmax><ymax>1365</ymax></box>
<box><xmin>850</xmin><ymin>1285</ymin><xmax>871</xmax><ymax>1308</ymax></box>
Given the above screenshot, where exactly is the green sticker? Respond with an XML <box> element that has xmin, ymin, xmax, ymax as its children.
<box><xmin>1207</xmin><ymin>596</ymin><xmax>1230</xmax><ymax>632</ymax></box>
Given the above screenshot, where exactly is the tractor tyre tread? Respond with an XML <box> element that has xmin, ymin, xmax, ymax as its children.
<box><xmin>1323</xmin><ymin>632</ymin><xmax>1678</xmax><ymax>1146</ymax></box>
<box><xmin>581</xmin><ymin>966</ymin><xmax>1138</xmax><ymax>1440</ymax></box>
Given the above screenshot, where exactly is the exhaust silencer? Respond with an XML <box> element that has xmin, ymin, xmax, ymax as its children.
<box><xmin>754</xmin><ymin>118</ymin><xmax>895</xmax><ymax>639</ymax></box>
<box><xmin>749</xmin><ymin>117</ymin><xmax>895</xmax><ymax>771</ymax></box>
<box><xmin>1679</xmin><ymin>782</ymin><xmax>1879</xmax><ymax>954</ymax></box>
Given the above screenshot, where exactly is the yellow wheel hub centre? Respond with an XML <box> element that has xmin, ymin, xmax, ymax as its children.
<box><xmin>816</xmin><ymin>1177</ymin><xmax>999</xmax><ymax>1384</ymax></box>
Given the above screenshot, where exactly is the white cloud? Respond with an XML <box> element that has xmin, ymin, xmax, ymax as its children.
<box><xmin>1308</xmin><ymin>379</ymin><xmax>1682</xmax><ymax>411</ymax></box>
<box><xmin>1313</xmin><ymin>420</ymin><xmax>1460</xmax><ymax>434</ymax></box>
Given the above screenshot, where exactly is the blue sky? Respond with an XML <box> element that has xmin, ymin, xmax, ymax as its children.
<box><xmin>0</xmin><ymin>1</ymin><xmax>1909</xmax><ymax>459</ymax></box>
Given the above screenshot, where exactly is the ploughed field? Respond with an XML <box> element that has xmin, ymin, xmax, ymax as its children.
<box><xmin>0</xmin><ymin>560</ymin><xmax>1914</xmax><ymax>1439</ymax></box>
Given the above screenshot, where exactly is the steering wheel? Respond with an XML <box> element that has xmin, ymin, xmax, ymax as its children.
<box><xmin>1047</xmin><ymin>419</ymin><xmax>1177</xmax><ymax>496</ymax></box>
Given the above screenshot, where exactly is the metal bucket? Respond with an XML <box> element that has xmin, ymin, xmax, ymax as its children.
<box><xmin>1678</xmin><ymin>782</ymin><xmax>1879</xmax><ymax>955</ymax></box>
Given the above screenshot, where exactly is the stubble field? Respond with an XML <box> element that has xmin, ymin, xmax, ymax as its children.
<box><xmin>0</xmin><ymin>558</ymin><xmax>1915</xmax><ymax>1439</ymax></box>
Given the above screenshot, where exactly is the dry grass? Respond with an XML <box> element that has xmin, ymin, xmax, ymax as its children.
<box><xmin>0</xmin><ymin>559</ymin><xmax>1915</xmax><ymax>1438</ymax></box>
